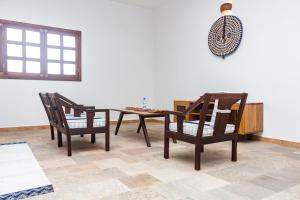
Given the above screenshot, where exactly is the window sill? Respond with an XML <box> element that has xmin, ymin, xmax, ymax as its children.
<box><xmin>0</xmin><ymin>74</ymin><xmax>81</xmax><ymax>82</ymax></box>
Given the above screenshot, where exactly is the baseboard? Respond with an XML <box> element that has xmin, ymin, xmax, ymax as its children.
<box><xmin>0</xmin><ymin>119</ymin><xmax>163</xmax><ymax>133</ymax></box>
<box><xmin>0</xmin><ymin>125</ymin><xmax>50</xmax><ymax>132</ymax></box>
<box><xmin>145</xmin><ymin>119</ymin><xmax>164</xmax><ymax>124</ymax></box>
<box><xmin>253</xmin><ymin>135</ymin><xmax>300</xmax><ymax>149</ymax></box>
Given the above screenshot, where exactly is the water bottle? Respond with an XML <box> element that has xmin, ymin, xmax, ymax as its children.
<box><xmin>142</xmin><ymin>97</ymin><xmax>147</xmax><ymax>110</ymax></box>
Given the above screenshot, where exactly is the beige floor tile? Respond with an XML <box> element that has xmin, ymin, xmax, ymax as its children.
<box><xmin>0</xmin><ymin>122</ymin><xmax>300</xmax><ymax>200</ymax></box>
<box><xmin>222</xmin><ymin>181</ymin><xmax>275</xmax><ymax>200</ymax></box>
<box><xmin>119</xmin><ymin>173</ymin><xmax>160</xmax><ymax>189</ymax></box>
<box><xmin>147</xmin><ymin>167</ymin><xmax>192</xmax><ymax>182</ymax></box>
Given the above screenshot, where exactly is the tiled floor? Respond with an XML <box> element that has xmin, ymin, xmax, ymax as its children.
<box><xmin>1</xmin><ymin>122</ymin><xmax>300</xmax><ymax>200</ymax></box>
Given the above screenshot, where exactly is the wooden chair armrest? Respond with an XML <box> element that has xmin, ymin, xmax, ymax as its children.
<box><xmin>84</xmin><ymin>109</ymin><xmax>110</xmax><ymax>128</ymax></box>
<box><xmin>94</xmin><ymin>109</ymin><xmax>110</xmax><ymax>113</ymax></box>
<box><xmin>164</xmin><ymin>110</ymin><xmax>184</xmax><ymax>133</ymax></box>
<box><xmin>82</xmin><ymin>106</ymin><xmax>96</xmax><ymax>109</ymax></box>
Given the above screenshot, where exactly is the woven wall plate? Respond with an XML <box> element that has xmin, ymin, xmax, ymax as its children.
<box><xmin>208</xmin><ymin>15</ymin><xmax>243</xmax><ymax>58</ymax></box>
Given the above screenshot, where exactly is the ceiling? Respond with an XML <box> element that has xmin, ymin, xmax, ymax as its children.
<box><xmin>111</xmin><ymin>0</ymin><xmax>169</xmax><ymax>9</ymax></box>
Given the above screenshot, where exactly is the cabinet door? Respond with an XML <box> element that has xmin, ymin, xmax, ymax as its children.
<box><xmin>241</xmin><ymin>104</ymin><xmax>264</xmax><ymax>134</ymax></box>
<box><xmin>231</xmin><ymin>103</ymin><xmax>264</xmax><ymax>135</ymax></box>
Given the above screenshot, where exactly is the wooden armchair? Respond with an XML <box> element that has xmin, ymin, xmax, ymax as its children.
<box><xmin>164</xmin><ymin>93</ymin><xmax>248</xmax><ymax>170</ymax></box>
<box><xmin>39</xmin><ymin>93</ymin><xmax>91</xmax><ymax>140</ymax></box>
<box><xmin>46</xmin><ymin>93</ymin><xmax>110</xmax><ymax>156</ymax></box>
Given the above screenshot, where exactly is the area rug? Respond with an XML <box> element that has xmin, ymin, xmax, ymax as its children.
<box><xmin>0</xmin><ymin>141</ymin><xmax>54</xmax><ymax>200</ymax></box>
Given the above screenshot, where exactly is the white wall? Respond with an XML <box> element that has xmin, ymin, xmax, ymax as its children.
<box><xmin>153</xmin><ymin>0</ymin><xmax>300</xmax><ymax>142</ymax></box>
<box><xmin>0</xmin><ymin>0</ymin><xmax>154</xmax><ymax>127</ymax></box>
<box><xmin>1</xmin><ymin>0</ymin><xmax>300</xmax><ymax>144</ymax></box>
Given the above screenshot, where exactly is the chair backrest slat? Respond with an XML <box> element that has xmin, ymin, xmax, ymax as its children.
<box><xmin>196</xmin><ymin>93</ymin><xmax>247</xmax><ymax>138</ymax></box>
<box><xmin>39</xmin><ymin>93</ymin><xmax>55</xmax><ymax>124</ymax></box>
<box><xmin>47</xmin><ymin>93</ymin><xmax>68</xmax><ymax>130</ymax></box>
<box><xmin>212</xmin><ymin>97</ymin><xmax>236</xmax><ymax>138</ymax></box>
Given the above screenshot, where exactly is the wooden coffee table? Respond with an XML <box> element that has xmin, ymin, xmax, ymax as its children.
<box><xmin>112</xmin><ymin>108</ymin><xmax>165</xmax><ymax>147</ymax></box>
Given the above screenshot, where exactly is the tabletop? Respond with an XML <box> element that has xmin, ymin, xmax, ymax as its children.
<box><xmin>111</xmin><ymin>107</ymin><xmax>165</xmax><ymax>117</ymax></box>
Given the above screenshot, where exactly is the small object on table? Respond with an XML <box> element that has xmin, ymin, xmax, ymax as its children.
<box><xmin>112</xmin><ymin>107</ymin><xmax>169</xmax><ymax>147</ymax></box>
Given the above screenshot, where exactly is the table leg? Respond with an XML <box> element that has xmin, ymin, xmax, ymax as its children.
<box><xmin>115</xmin><ymin>112</ymin><xmax>124</xmax><ymax>135</ymax></box>
<box><xmin>139</xmin><ymin>116</ymin><xmax>151</xmax><ymax>147</ymax></box>
<box><xmin>137</xmin><ymin>121</ymin><xmax>142</xmax><ymax>134</ymax></box>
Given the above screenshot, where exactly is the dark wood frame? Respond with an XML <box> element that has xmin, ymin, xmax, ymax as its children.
<box><xmin>0</xmin><ymin>19</ymin><xmax>81</xmax><ymax>81</ymax></box>
<box><xmin>164</xmin><ymin>93</ymin><xmax>248</xmax><ymax>170</ymax></box>
<box><xmin>45</xmin><ymin>93</ymin><xmax>110</xmax><ymax>156</ymax></box>
<box><xmin>113</xmin><ymin>109</ymin><xmax>166</xmax><ymax>147</ymax></box>
<box><xmin>39</xmin><ymin>93</ymin><xmax>57</xmax><ymax>140</ymax></box>
<box><xmin>39</xmin><ymin>92</ymin><xmax>90</xmax><ymax>140</ymax></box>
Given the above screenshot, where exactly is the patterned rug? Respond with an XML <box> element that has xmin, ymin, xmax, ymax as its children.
<box><xmin>0</xmin><ymin>142</ymin><xmax>54</xmax><ymax>200</ymax></box>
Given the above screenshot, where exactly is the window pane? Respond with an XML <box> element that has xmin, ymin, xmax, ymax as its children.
<box><xmin>7</xmin><ymin>60</ymin><xmax>23</xmax><ymax>72</ymax></box>
<box><xmin>26</xmin><ymin>31</ymin><xmax>40</xmax><ymax>44</ymax></box>
<box><xmin>26</xmin><ymin>61</ymin><xmax>40</xmax><ymax>73</ymax></box>
<box><xmin>26</xmin><ymin>46</ymin><xmax>40</xmax><ymax>59</ymax></box>
<box><xmin>6</xmin><ymin>28</ymin><xmax>22</xmax><ymax>42</ymax></box>
<box><xmin>64</xmin><ymin>64</ymin><xmax>76</xmax><ymax>75</ymax></box>
<box><xmin>48</xmin><ymin>62</ymin><xmax>61</xmax><ymax>74</ymax></box>
<box><xmin>63</xmin><ymin>50</ymin><xmax>75</xmax><ymax>61</ymax></box>
<box><xmin>7</xmin><ymin>44</ymin><xmax>23</xmax><ymax>57</ymax></box>
<box><xmin>47</xmin><ymin>48</ymin><xmax>61</xmax><ymax>60</ymax></box>
<box><xmin>63</xmin><ymin>36</ymin><xmax>75</xmax><ymax>48</ymax></box>
<box><xmin>47</xmin><ymin>33</ymin><xmax>60</xmax><ymax>46</ymax></box>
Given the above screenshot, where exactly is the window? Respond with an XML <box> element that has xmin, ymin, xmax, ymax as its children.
<box><xmin>0</xmin><ymin>19</ymin><xmax>81</xmax><ymax>81</ymax></box>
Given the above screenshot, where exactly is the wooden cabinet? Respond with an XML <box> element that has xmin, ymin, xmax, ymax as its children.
<box><xmin>174</xmin><ymin>100</ymin><xmax>263</xmax><ymax>135</ymax></box>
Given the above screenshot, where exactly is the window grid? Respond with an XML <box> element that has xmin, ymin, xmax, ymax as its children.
<box><xmin>0</xmin><ymin>19</ymin><xmax>81</xmax><ymax>81</ymax></box>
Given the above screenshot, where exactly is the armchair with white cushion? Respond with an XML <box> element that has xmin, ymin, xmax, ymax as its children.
<box><xmin>46</xmin><ymin>93</ymin><xmax>110</xmax><ymax>156</ymax></box>
<box><xmin>164</xmin><ymin>93</ymin><xmax>247</xmax><ymax>170</ymax></box>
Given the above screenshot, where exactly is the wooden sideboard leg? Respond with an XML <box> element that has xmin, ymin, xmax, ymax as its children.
<box><xmin>247</xmin><ymin>134</ymin><xmax>254</xmax><ymax>140</ymax></box>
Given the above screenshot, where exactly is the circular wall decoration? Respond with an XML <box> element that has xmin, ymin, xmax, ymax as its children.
<box><xmin>208</xmin><ymin>15</ymin><xmax>243</xmax><ymax>58</ymax></box>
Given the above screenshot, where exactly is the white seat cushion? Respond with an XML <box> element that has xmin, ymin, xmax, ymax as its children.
<box><xmin>67</xmin><ymin>118</ymin><xmax>106</xmax><ymax>129</ymax></box>
<box><xmin>65</xmin><ymin>115</ymin><xmax>86</xmax><ymax>120</ymax></box>
<box><xmin>65</xmin><ymin>113</ymin><xmax>103</xmax><ymax>120</ymax></box>
<box><xmin>169</xmin><ymin>121</ymin><xmax>235</xmax><ymax>137</ymax></box>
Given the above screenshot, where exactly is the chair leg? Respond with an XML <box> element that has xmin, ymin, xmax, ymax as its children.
<box><xmin>232</xmin><ymin>138</ymin><xmax>238</xmax><ymax>162</ymax></box>
<box><xmin>81</xmin><ymin>134</ymin><xmax>84</xmax><ymax>137</ymax></box>
<box><xmin>105</xmin><ymin>131</ymin><xmax>110</xmax><ymax>151</ymax></box>
<box><xmin>50</xmin><ymin>125</ymin><xmax>55</xmax><ymax>140</ymax></box>
<box><xmin>91</xmin><ymin>134</ymin><xmax>96</xmax><ymax>144</ymax></box>
<box><xmin>57</xmin><ymin>131</ymin><xmax>62</xmax><ymax>147</ymax></box>
<box><xmin>67</xmin><ymin>134</ymin><xmax>72</xmax><ymax>156</ymax></box>
<box><xmin>195</xmin><ymin>145</ymin><xmax>201</xmax><ymax>171</ymax></box>
<box><xmin>164</xmin><ymin>136</ymin><xmax>169</xmax><ymax>159</ymax></box>
<box><xmin>201</xmin><ymin>146</ymin><xmax>204</xmax><ymax>152</ymax></box>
